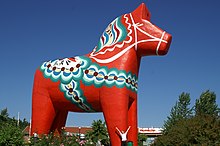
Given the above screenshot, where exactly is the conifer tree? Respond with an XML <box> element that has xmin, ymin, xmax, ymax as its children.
<box><xmin>163</xmin><ymin>92</ymin><xmax>192</xmax><ymax>133</ymax></box>
<box><xmin>154</xmin><ymin>90</ymin><xmax>220</xmax><ymax>146</ymax></box>
<box><xmin>195</xmin><ymin>90</ymin><xmax>219</xmax><ymax>117</ymax></box>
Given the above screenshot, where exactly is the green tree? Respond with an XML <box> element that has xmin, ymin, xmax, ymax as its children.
<box><xmin>195</xmin><ymin>90</ymin><xmax>220</xmax><ymax>117</ymax></box>
<box><xmin>138</xmin><ymin>133</ymin><xmax>147</xmax><ymax>146</ymax></box>
<box><xmin>163</xmin><ymin>92</ymin><xmax>192</xmax><ymax>134</ymax></box>
<box><xmin>154</xmin><ymin>90</ymin><xmax>220</xmax><ymax>146</ymax></box>
<box><xmin>153</xmin><ymin>118</ymin><xmax>190</xmax><ymax>145</ymax></box>
<box><xmin>18</xmin><ymin>118</ymin><xmax>29</xmax><ymax>131</ymax></box>
<box><xmin>186</xmin><ymin>114</ymin><xmax>220</xmax><ymax>145</ymax></box>
<box><xmin>29</xmin><ymin>130</ymin><xmax>80</xmax><ymax>146</ymax></box>
<box><xmin>85</xmin><ymin>119</ymin><xmax>109</xmax><ymax>145</ymax></box>
<box><xmin>0</xmin><ymin>108</ymin><xmax>31</xmax><ymax>145</ymax></box>
<box><xmin>0</xmin><ymin>108</ymin><xmax>9</xmax><ymax>122</ymax></box>
<box><xmin>0</xmin><ymin>122</ymin><xmax>25</xmax><ymax>146</ymax></box>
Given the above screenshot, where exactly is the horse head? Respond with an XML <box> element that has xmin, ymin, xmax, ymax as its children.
<box><xmin>89</xmin><ymin>3</ymin><xmax>172</xmax><ymax>64</ymax></box>
<box><xmin>130</xmin><ymin>3</ymin><xmax>172</xmax><ymax>56</ymax></box>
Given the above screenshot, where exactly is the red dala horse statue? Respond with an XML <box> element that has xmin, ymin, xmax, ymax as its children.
<box><xmin>31</xmin><ymin>3</ymin><xmax>172</xmax><ymax>145</ymax></box>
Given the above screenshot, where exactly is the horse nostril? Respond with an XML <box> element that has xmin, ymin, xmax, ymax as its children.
<box><xmin>158</xmin><ymin>33</ymin><xmax>172</xmax><ymax>56</ymax></box>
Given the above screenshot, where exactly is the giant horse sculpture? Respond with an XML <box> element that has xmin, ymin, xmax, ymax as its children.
<box><xmin>31</xmin><ymin>3</ymin><xmax>172</xmax><ymax>145</ymax></box>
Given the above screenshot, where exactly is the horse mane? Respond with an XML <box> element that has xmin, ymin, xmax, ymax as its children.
<box><xmin>89</xmin><ymin>14</ymin><xmax>133</xmax><ymax>63</ymax></box>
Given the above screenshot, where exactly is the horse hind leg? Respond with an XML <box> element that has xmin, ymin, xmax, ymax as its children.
<box><xmin>31</xmin><ymin>70</ymin><xmax>56</xmax><ymax>136</ymax></box>
<box><xmin>31</xmin><ymin>92</ymin><xmax>56</xmax><ymax>135</ymax></box>
<box><xmin>50</xmin><ymin>110</ymin><xmax>68</xmax><ymax>134</ymax></box>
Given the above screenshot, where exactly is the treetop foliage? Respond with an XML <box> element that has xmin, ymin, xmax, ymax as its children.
<box><xmin>195</xmin><ymin>90</ymin><xmax>220</xmax><ymax>117</ymax></box>
<box><xmin>153</xmin><ymin>90</ymin><xmax>220</xmax><ymax>146</ymax></box>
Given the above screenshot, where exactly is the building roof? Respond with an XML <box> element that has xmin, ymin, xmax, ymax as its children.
<box><xmin>138</xmin><ymin>127</ymin><xmax>163</xmax><ymax>136</ymax></box>
<box><xmin>63</xmin><ymin>126</ymin><xmax>92</xmax><ymax>134</ymax></box>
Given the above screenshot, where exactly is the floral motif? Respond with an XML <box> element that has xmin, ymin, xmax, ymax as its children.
<box><xmin>40</xmin><ymin>56</ymin><xmax>138</xmax><ymax>111</ymax></box>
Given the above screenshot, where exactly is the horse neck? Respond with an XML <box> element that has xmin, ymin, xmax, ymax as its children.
<box><xmin>120</xmin><ymin>48</ymin><xmax>141</xmax><ymax>76</ymax></box>
<box><xmin>95</xmin><ymin>48</ymin><xmax>141</xmax><ymax>76</ymax></box>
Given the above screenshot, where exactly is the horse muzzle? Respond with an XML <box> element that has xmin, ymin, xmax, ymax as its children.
<box><xmin>156</xmin><ymin>31</ymin><xmax>172</xmax><ymax>56</ymax></box>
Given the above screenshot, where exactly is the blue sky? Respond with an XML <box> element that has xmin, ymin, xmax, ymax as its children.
<box><xmin>0</xmin><ymin>0</ymin><xmax>219</xmax><ymax>128</ymax></box>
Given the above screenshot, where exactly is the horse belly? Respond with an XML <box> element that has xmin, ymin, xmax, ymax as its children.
<box><xmin>80</xmin><ymin>83</ymin><xmax>102</xmax><ymax>112</ymax></box>
<box><xmin>47</xmin><ymin>79</ymin><xmax>101</xmax><ymax>112</ymax></box>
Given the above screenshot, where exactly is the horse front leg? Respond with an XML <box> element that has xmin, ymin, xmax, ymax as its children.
<box><xmin>128</xmin><ymin>97</ymin><xmax>138</xmax><ymax>146</ymax></box>
<box><xmin>100</xmin><ymin>88</ymin><xmax>129</xmax><ymax>146</ymax></box>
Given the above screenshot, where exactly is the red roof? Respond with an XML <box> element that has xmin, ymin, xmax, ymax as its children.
<box><xmin>63</xmin><ymin>126</ymin><xmax>92</xmax><ymax>134</ymax></box>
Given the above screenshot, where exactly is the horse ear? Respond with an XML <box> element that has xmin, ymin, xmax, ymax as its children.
<box><xmin>131</xmin><ymin>3</ymin><xmax>151</xmax><ymax>21</ymax></box>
